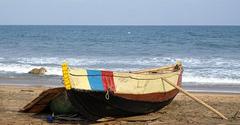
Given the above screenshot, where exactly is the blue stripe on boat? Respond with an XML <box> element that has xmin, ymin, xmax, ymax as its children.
<box><xmin>87</xmin><ymin>70</ymin><xmax>104</xmax><ymax>91</ymax></box>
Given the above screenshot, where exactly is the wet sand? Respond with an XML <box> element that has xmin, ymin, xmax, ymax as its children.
<box><xmin>0</xmin><ymin>85</ymin><xmax>240</xmax><ymax>125</ymax></box>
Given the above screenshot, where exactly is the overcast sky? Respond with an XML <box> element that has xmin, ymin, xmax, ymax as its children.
<box><xmin>0</xmin><ymin>0</ymin><xmax>239</xmax><ymax>25</ymax></box>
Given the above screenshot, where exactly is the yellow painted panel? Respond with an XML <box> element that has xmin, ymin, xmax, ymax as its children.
<box><xmin>62</xmin><ymin>63</ymin><xmax>71</xmax><ymax>90</ymax></box>
<box><xmin>69</xmin><ymin>69</ymin><xmax>91</xmax><ymax>90</ymax></box>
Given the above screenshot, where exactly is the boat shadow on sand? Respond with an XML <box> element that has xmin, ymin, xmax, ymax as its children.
<box><xmin>20</xmin><ymin>87</ymin><xmax>168</xmax><ymax>124</ymax></box>
<box><xmin>19</xmin><ymin>87</ymin><xmax>240</xmax><ymax>124</ymax></box>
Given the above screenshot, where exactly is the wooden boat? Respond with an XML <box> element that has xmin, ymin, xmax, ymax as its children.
<box><xmin>62</xmin><ymin>61</ymin><xmax>183</xmax><ymax>120</ymax></box>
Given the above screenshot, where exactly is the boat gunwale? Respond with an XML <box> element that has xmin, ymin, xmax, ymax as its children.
<box><xmin>68</xmin><ymin>63</ymin><xmax>183</xmax><ymax>77</ymax></box>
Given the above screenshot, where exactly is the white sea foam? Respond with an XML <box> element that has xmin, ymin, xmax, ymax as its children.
<box><xmin>183</xmin><ymin>75</ymin><xmax>240</xmax><ymax>85</ymax></box>
<box><xmin>1</xmin><ymin>56</ymin><xmax>240</xmax><ymax>85</ymax></box>
<box><xmin>16</xmin><ymin>57</ymin><xmax>173</xmax><ymax>66</ymax></box>
<box><xmin>0</xmin><ymin>63</ymin><xmax>62</xmax><ymax>76</ymax></box>
<box><xmin>0</xmin><ymin>63</ymin><xmax>33</xmax><ymax>74</ymax></box>
<box><xmin>17</xmin><ymin>57</ymin><xmax>63</xmax><ymax>65</ymax></box>
<box><xmin>15</xmin><ymin>57</ymin><xmax>240</xmax><ymax>68</ymax></box>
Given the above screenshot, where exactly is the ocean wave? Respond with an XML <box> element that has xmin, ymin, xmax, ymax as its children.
<box><xmin>16</xmin><ymin>57</ymin><xmax>170</xmax><ymax>66</ymax></box>
<box><xmin>1</xmin><ymin>62</ymin><xmax>239</xmax><ymax>85</ymax></box>
<box><xmin>0</xmin><ymin>63</ymin><xmax>33</xmax><ymax>74</ymax></box>
<box><xmin>183</xmin><ymin>75</ymin><xmax>240</xmax><ymax>85</ymax></box>
<box><xmin>0</xmin><ymin>63</ymin><xmax>137</xmax><ymax>76</ymax></box>
<box><xmin>1</xmin><ymin>56</ymin><xmax>240</xmax><ymax>85</ymax></box>
<box><xmin>4</xmin><ymin>56</ymin><xmax>240</xmax><ymax>69</ymax></box>
<box><xmin>0</xmin><ymin>63</ymin><xmax>62</xmax><ymax>76</ymax></box>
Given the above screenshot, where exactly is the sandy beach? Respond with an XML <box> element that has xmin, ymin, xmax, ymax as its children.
<box><xmin>0</xmin><ymin>85</ymin><xmax>239</xmax><ymax>125</ymax></box>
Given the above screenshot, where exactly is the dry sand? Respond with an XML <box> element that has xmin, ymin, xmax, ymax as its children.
<box><xmin>0</xmin><ymin>85</ymin><xmax>240</xmax><ymax>125</ymax></box>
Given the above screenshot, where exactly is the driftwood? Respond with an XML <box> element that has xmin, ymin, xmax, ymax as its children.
<box><xmin>161</xmin><ymin>77</ymin><xmax>228</xmax><ymax>120</ymax></box>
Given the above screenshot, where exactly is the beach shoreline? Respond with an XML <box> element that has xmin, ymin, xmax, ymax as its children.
<box><xmin>0</xmin><ymin>84</ymin><xmax>239</xmax><ymax>125</ymax></box>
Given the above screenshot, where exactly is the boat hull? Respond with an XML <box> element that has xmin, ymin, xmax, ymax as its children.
<box><xmin>62</xmin><ymin>62</ymin><xmax>183</xmax><ymax>120</ymax></box>
<box><xmin>67</xmin><ymin>88</ymin><xmax>178</xmax><ymax>120</ymax></box>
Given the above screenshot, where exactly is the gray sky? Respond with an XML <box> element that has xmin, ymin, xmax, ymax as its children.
<box><xmin>0</xmin><ymin>0</ymin><xmax>239</xmax><ymax>25</ymax></box>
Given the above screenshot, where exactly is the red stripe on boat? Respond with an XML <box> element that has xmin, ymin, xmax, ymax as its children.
<box><xmin>101</xmin><ymin>71</ymin><xmax>116</xmax><ymax>92</ymax></box>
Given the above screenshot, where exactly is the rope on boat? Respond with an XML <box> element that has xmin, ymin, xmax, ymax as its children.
<box><xmin>69</xmin><ymin>72</ymin><xmax>180</xmax><ymax>81</ymax></box>
<box><xmin>105</xmin><ymin>90</ymin><xmax>110</xmax><ymax>100</ymax></box>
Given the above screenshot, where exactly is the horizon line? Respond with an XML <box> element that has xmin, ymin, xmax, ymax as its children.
<box><xmin>0</xmin><ymin>24</ymin><xmax>240</xmax><ymax>26</ymax></box>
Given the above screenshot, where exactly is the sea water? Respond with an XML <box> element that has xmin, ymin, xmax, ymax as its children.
<box><xmin>0</xmin><ymin>26</ymin><xmax>239</xmax><ymax>92</ymax></box>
